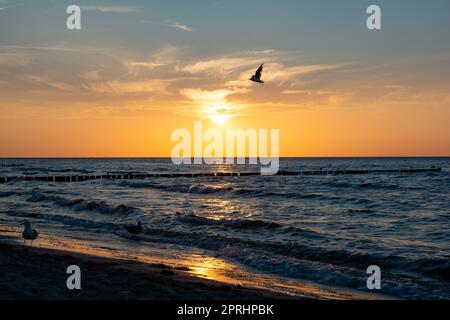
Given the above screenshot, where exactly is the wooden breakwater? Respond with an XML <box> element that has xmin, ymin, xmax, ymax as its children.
<box><xmin>0</xmin><ymin>163</ymin><xmax>24</xmax><ymax>168</ymax></box>
<box><xmin>0</xmin><ymin>167</ymin><xmax>442</xmax><ymax>183</ymax></box>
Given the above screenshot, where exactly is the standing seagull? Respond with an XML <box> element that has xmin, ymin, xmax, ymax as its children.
<box><xmin>123</xmin><ymin>221</ymin><xmax>142</xmax><ymax>235</ymax></box>
<box><xmin>249</xmin><ymin>63</ymin><xmax>265</xmax><ymax>85</ymax></box>
<box><xmin>22</xmin><ymin>221</ymin><xmax>38</xmax><ymax>246</ymax></box>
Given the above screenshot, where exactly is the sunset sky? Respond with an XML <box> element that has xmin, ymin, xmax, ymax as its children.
<box><xmin>1</xmin><ymin>0</ymin><xmax>449</xmax><ymax>157</ymax></box>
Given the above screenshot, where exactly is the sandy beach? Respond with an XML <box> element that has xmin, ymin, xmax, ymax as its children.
<box><xmin>0</xmin><ymin>225</ymin><xmax>385</xmax><ymax>300</ymax></box>
<box><xmin>0</xmin><ymin>241</ymin><xmax>287</xmax><ymax>300</ymax></box>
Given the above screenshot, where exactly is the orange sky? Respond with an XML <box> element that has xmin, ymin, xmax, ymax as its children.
<box><xmin>1</xmin><ymin>1</ymin><xmax>449</xmax><ymax>157</ymax></box>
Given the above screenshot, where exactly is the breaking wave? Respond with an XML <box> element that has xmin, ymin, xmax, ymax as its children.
<box><xmin>26</xmin><ymin>192</ymin><xmax>137</xmax><ymax>215</ymax></box>
<box><xmin>176</xmin><ymin>212</ymin><xmax>281</xmax><ymax>229</ymax></box>
<box><xmin>118</xmin><ymin>180</ymin><xmax>344</xmax><ymax>201</ymax></box>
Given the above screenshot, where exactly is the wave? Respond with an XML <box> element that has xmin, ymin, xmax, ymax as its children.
<box><xmin>19</xmin><ymin>167</ymin><xmax>94</xmax><ymax>174</ymax></box>
<box><xmin>26</xmin><ymin>192</ymin><xmax>137</xmax><ymax>215</ymax></box>
<box><xmin>0</xmin><ymin>191</ymin><xmax>16</xmax><ymax>197</ymax></box>
<box><xmin>119</xmin><ymin>180</ymin><xmax>344</xmax><ymax>201</ymax></box>
<box><xmin>120</xmin><ymin>181</ymin><xmax>234</xmax><ymax>194</ymax></box>
<box><xmin>169</xmin><ymin>184</ymin><xmax>234</xmax><ymax>194</ymax></box>
<box><xmin>217</xmin><ymin>244</ymin><xmax>450</xmax><ymax>300</ymax></box>
<box><xmin>176</xmin><ymin>212</ymin><xmax>281</xmax><ymax>229</ymax></box>
<box><xmin>407</xmin><ymin>258</ymin><xmax>450</xmax><ymax>280</ymax></box>
<box><xmin>7</xmin><ymin>204</ymin><xmax>449</xmax><ymax>299</ymax></box>
<box><xmin>6</xmin><ymin>210</ymin><xmax>119</xmax><ymax>230</ymax></box>
<box><xmin>356</xmin><ymin>182</ymin><xmax>400</xmax><ymax>190</ymax></box>
<box><xmin>174</xmin><ymin>212</ymin><xmax>326</xmax><ymax>240</ymax></box>
<box><xmin>323</xmin><ymin>179</ymin><xmax>401</xmax><ymax>191</ymax></box>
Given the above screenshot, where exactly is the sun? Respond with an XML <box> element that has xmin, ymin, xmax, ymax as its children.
<box><xmin>210</xmin><ymin>114</ymin><xmax>231</xmax><ymax>124</ymax></box>
<box><xmin>209</xmin><ymin>104</ymin><xmax>231</xmax><ymax>124</ymax></box>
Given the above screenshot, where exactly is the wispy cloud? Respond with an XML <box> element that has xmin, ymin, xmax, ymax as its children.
<box><xmin>179</xmin><ymin>88</ymin><xmax>246</xmax><ymax>118</ymax></box>
<box><xmin>127</xmin><ymin>61</ymin><xmax>165</xmax><ymax>69</ymax></box>
<box><xmin>181</xmin><ymin>57</ymin><xmax>264</xmax><ymax>76</ymax></box>
<box><xmin>24</xmin><ymin>75</ymin><xmax>78</xmax><ymax>93</ymax></box>
<box><xmin>122</xmin><ymin>45</ymin><xmax>179</xmax><ymax>76</ymax></box>
<box><xmin>180</xmin><ymin>88</ymin><xmax>234</xmax><ymax>104</ymax></box>
<box><xmin>236</xmin><ymin>63</ymin><xmax>345</xmax><ymax>85</ymax></box>
<box><xmin>165</xmin><ymin>20</ymin><xmax>194</xmax><ymax>32</ymax></box>
<box><xmin>282</xmin><ymin>89</ymin><xmax>335</xmax><ymax>95</ymax></box>
<box><xmin>89</xmin><ymin>80</ymin><xmax>171</xmax><ymax>94</ymax></box>
<box><xmin>245</xmin><ymin>49</ymin><xmax>277</xmax><ymax>55</ymax></box>
<box><xmin>81</xmin><ymin>5</ymin><xmax>137</xmax><ymax>13</ymax></box>
<box><xmin>141</xmin><ymin>19</ymin><xmax>194</xmax><ymax>32</ymax></box>
<box><xmin>384</xmin><ymin>84</ymin><xmax>407</xmax><ymax>90</ymax></box>
<box><xmin>79</xmin><ymin>71</ymin><xmax>101</xmax><ymax>82</ymax></box>
<box><xmin>0</xmin><ymin>51</ymin><xmax>31</xmax><ymax>66</ymax></box>
<box><xmin>0</xmin><ymin>3</ymin><xmax>20</xmax><ymax>12</ymax></box>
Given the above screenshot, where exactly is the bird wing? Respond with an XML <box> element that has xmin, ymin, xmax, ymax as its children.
<box><xmin>255</xmin><ymin>64</ymin><xmax>264</xmax><ymax>79</ymax></box>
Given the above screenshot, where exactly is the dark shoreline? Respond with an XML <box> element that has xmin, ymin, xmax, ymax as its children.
<box><xmin>0</xmin><ymin>242</ymin><xmax>293</xmax><ymax>300</ymax></box>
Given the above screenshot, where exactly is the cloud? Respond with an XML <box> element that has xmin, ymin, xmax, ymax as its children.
<box><xmin>0</xmin><ymin>3</ymin><xmax>22</xmax><ymax>12</ymax></box>
<box><xmin>165</xmin><ymin>20</ymin><xmax>194</xmax><ymax>32</ymax></box>
<box><xmin>79</xmin><ymin>71</ymin><xmax>101</xmax><ymax>82</ymax></box>
<box><xmin>245</xmin><ymin>49</ymin><xmax>277</xmax><ymax>55</ymax></box>
<box><xmin>123</xmin><ymin>45</ymin><xmax>179</xmax><ymax>75</ymax></box>
<box><xmin>25</xmin><ymin>75</ymin><xmax>49</xmax><ymax>83</ymax></box>
<box><xmin>47</xmin><ymin>82</ymin><xmax>78</xmax><ymax>92</ymax></box>
<box><xmin>2</xmin><ymin>43</ymin><xmax>351</xmax><ymax>118</ymax></box>
<box><xmin>22</xmin><ymin>75</ymin><xmax>78</xmax><ymax>93</ymax></box>
<box><xmin>24</xmin><ymin>74</ymin><xmax>171</xmax><ymax>95</ymax></box>
<box><xmin>282</xmin><ymin>89</ymin><xmax>335</xmax><ymax>95</ymax></box>
<box><xmin>81</xmin><ymin>5</ymin><xmax>136</xmax><ymax>13</ymax></box>
<box><xmin>328</xmin><ymin>93</ymin><xmax>354</xmax><ymax>105</ymax></box>
<box><xmin>0</xmin><ymin>51</ymin><xmax>31</xmax><ymax>66</ymax></box>
<box><xmin>180</xmin><ymin>51</ymin><xmax>344</xmax><ymax>89</ymax></box>
<box><xmin>141</xmin><ymin>19</ymin><xmax>194</xmax><ymax>32</ymax></box>
<box><xmin>180</xmin><ymin>57</ymin><xmax>264</xmax><ymax>76</ymax></box>
<box><xmin>384</xmin><ymin>84</ymin><xmax>407</xmax><ymax>90</ymax></box>
<box><xmin>237</xmin><ymin>63</ymin><xmax>344</xmax><ymax>85</ymax></box>
<box><xmin>180</xmin><ymin>88</ymin><xmax>235</xmax><ymax>104</ymax></box>
<box><xmin>179</xmin><ymin>88</ymin><xmax>247</xmax><ymax>119</ymax></box>
<box><xmin>89</xmin><ymin>80</ymin><xmax>171</xmax><ymax>94</ymax></box>
<box><xmin>127</xmin><ymin>62</ymin><xmax>165</xmax><ymax>69</ymax></box>
<box><xmin>121</xmin><ymin>46</ymin><xmax>181</xmax><ymax>79</ymax></box>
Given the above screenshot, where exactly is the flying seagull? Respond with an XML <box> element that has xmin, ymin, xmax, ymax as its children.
<box><xmin>123</xmin><ymin>221</ymin><xmax>142</xmax><ymax>235</ymax></box>
<box><xmin>22</xmin><ymin>221</ymin><xmax>38</xmax><ymax>246</ymax></box>
<box><xmin>249</xmin><ymin>63</ymin><xmax>264</xmax><ymax>85</ymax></box>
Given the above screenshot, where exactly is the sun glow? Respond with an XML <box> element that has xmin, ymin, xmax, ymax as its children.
<box><xmin>209</xmin><ymin>104</ymin><xmax>231</xmax><ymax>124</ymax></box>
<box><xmin>210</xmin><ymin>114</ymin><xmax>231</xmax><ymax>124</ymax></box>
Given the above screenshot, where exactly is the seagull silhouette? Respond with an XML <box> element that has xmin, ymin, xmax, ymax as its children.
<box><xmin>123</xmin><ymin>221</ymin><xmax>142</xmax><ymax>235</ymax></box>
<box><xmin>249</xmin><ymin>63</ymin><xmax>264</xmax><ymax>85</ymax></box>
<box><xmin>22</xmin><ymin>221</ymin><xmax>38</xmax><ymax>246</ymax></box>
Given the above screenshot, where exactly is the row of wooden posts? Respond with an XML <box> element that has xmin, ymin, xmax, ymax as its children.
<box><xmin>0</xmin><ymin>167</ymin><xmax>442</xmax><ymax>183</ymax></box>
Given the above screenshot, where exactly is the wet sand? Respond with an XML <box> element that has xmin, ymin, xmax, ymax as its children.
<box><xmin>0</xmin><ymin>242</ymin><xmax>288</xmax><ymax>300</ymax></box>
<box><xmin>0</xmin><ymin>226</ymin><xmax>384</xmax><ymax>300</ymax></box>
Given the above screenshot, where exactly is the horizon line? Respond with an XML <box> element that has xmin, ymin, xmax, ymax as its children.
<box><xmin>1</xmin><ymin>156</ymin><xmax>449</xmax><ymax>159</ymax></box>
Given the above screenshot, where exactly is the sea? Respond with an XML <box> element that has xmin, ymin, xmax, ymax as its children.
<box><xmin>0</xmin><ymin>157</ymin><xmax>449</xmax><ymax>299</ymax></box>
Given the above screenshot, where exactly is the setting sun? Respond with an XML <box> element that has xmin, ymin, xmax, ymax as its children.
<box><xmin>208</xmin><ymin>104</ymin><xmax>232</xmax><ymax>124</ymax></box>
<box><xmin>210</xmin><ymin>114</ymin><xmax>231</xmax><ymax>124</ymax></box>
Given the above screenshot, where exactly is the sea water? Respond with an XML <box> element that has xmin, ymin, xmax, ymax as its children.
<box><xmin>0</xmin><ymin>157</ymin><xmax>449</xmax><ymax>299</ymax></box>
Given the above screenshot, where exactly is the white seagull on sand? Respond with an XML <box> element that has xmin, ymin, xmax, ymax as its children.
<box><xmin>249</xmin><ymin>63</ymin><xmax>265</xmax><ymax>85</ymax></box>
<box><xmin>22</xmin><ymin>221</ymin><xmax>38</xmax><ymax>246</ymax></box>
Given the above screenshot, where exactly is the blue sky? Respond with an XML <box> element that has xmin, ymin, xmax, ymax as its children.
<box><xmin>1</xmin><ymin>0</ymin><xmax>450</xmax><ymax>59</ymax></box>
